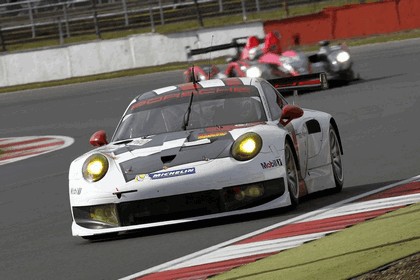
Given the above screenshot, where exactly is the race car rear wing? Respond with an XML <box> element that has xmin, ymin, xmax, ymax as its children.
<box><xmin>185</xmin><ymin>37</ymin><xmax>262</xmax><ymax>60</ymax></box>
<box><xmin>268</xmin><ymin>72</ymin><xmax>328</xmax><ymax>92</ymax></box>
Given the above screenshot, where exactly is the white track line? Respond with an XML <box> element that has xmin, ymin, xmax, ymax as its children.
<box><xmin>121</xmin><ymin>175</ymin><xmax>420</xmax><ymax>280</ymax></box>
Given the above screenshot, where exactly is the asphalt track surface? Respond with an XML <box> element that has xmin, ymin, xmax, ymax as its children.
<box><xmin>0</xmin><ymin>38</ymin><xmax>419</xmax><ymax>280</ymax></box>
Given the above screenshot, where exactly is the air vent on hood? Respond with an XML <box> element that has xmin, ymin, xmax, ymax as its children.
<box><xmin>161</xmin><ymin>155</ymin><xmax>176</xmax><ymax>164</ymax></box>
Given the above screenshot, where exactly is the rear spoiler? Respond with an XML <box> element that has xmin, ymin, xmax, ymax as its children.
<box><xmin>185</xmin><ymin>37</ymin><xmax>263</xmax><ymax>59</ymax></box>
<box><xmin>268</xmin><ymin>73</ymin><xmax>328</xmax><ymax>92</ymax></box>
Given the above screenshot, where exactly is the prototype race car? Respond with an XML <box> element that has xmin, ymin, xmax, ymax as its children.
<box><xmin>308</xmin><ymin>40</ymin><xmax>359</xmax><ymax>83</ymax></box>
<box><xmin>184</xmin><ymin>37</ymin><xmax>310</xmax><ymax>82</ymax></box>
<box><xmin>184</xmin><ymin>37</ymin><xmax>358</xmax><ymax>84</ymax></box>
<box><xmin>69</xmin><ymin>73</ymin><xmax>344</xmax><ymax>240</ymax></box>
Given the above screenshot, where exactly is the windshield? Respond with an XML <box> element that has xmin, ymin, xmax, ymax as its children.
<box><xmin>112</xmin><ymin>85</ymin><xmax>267</xmax><ymax>141</ymax></box>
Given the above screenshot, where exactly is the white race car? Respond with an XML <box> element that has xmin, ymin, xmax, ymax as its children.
<box><xmin>69</xmin><ymin>73</ymin><xmax>343</xmax><ymax>240</ymax></box>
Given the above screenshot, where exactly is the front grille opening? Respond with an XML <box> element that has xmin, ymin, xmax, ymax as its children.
<box><xmin>118</xmin><ymin>178</ymin><xmax>285</xmax><ymax>227</ymax></box>
<box><xmin>73</xmin><ymin>178</ymin><xmax>285</xmax><ymax>229</ymax></box>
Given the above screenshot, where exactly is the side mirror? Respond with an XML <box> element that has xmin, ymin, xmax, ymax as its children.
<box><xmin>89</xmin><ymin>130</ymin><xmax>108</xmax><ymax>147</ymax></box>
<box><xmin>280</xmin><ymin>104</ymin><xmax>304</xmax><ymax>126</ymax></box>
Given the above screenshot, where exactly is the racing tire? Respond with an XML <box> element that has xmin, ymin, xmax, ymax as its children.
<box><xmin>329</xmin><ymin>126</ymin><xmax>344</xmax><ymax>192</ymax></box>
<box><xmin>285</xmin><ymin>142</ymin><xmax>299</xmax><ymax>207</ymax></box>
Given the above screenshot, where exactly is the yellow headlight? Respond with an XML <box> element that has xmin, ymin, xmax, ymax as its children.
<box><xmin>82</xmin><ymin>154</ymin><xmax>109</xmax><ymax>182</ymax></box>
<box><xmin>89</xmin><ymin>204</ymin><xmax>119</xmax><ymax>226</ymax></box>
<box><xmin>231</xmin><ymin>132</ymin><xmax>262</xmax><ymax>161</ymax></box>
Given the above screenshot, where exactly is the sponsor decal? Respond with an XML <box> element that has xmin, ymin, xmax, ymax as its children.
<box><xmin>135</xmin><ymin>167</ymin><xmax>196</xmax><ymax>182</ymax></box>
<box><xmin>130</xmin><ymin>86</ymin><xmax>252</xmax><ymax>110</ymax></box>
<box><xmin>149</xmin><ymin>168</ymin><xmax>196</xmax><ymax>180</ymax></box>
<box><xmin>135</xmin><ymin>174</ymin><xmax>150</xmax><ymax>182</ymax></box>
<box><xmin>131</xmin><ymin>139</ymin><xmax>152</xmax><ymax>146</ymax></box>
<box><xmin>70</xmin><ymin>187</ymin><xmax>82</xmax><ymax>195</ymax></box>
<box><xmin>198</xmin><ymin>132</ymin><xmax>227</xmax><ymax>139</ymax></box>
<box><xmin>260</xmin><ymin>159</ymin><xmax>282</xmax><ymax>169</ymax></box>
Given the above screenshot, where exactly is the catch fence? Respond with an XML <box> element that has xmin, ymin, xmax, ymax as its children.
<box><xmin>0</xmin><ymin>0</ymin><xmax>369</xmax><ymax>51</ymax></box>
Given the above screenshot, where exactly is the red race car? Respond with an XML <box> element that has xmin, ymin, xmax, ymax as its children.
<box><xmin>184</xmin><ymin>33</ymin><xmax>311</xmax><ymax>82</ymax></box>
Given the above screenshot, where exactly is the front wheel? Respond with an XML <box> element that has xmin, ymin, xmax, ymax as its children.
<box><xmin>329</xmin><ymin>126</ymin><xmax>344</xmax><ymax>192</ymax></box>
<box><xmin>285</xmin><ymin>142</ymin><xmax>299</xmax><ymax>207</ymax></box>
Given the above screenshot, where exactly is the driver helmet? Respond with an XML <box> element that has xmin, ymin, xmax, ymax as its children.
<box><xmin>245</xmin><ymin>36</ymin><xmax>260</xmax><ymax>49</ymax></box>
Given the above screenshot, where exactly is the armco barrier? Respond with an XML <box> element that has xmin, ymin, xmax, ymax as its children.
<box><xmin>264</xmin><ymin>0</ymin><xmax>420</xmax><ymax>50</ymax></box>
<box><xmin>1</xmin><ymin>0</ymin><xmax>420</xmax><ymax>88</ymax></box>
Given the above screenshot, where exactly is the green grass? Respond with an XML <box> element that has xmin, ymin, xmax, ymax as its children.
<box><xmin>211</xmin><ymin>203</ymin><xmax>420</xmax><ymax>280</ymax></box>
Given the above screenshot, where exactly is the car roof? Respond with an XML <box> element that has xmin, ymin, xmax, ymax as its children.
<box><xmin>150</xmin><ymin>77</ymin><xmax>257</xmax><ymax>96</ymax></box>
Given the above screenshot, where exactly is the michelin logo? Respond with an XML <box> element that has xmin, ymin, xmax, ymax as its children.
<box><xmin>261</xmin><ymin>159</ymin><xmax>282</xmax><ymax>169</ymax></box>
<box><xmin>149</xmin><ymin>168</ymin><xmax>196</xmax><ymax>180</ymax></box>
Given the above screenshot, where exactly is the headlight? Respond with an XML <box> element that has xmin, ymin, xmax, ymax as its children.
<box><xmin>231</xmin><ymin>132</ymin><xmax>262</xmax><ymax>161</ymax></box>
<box><xmin>82</xmin><ymin>154</ymin><xmax>109</xmax><ymax>182</ymax></box>
<box><xmin>246</xmin><ymin>67</ymin><xmax>262</xmax><ymax>78</ymax></box>
<box><xmin>89</xmin><ymin>204</ymin><xmax>119</xmax><ymax>226</ymax></box>
<box><xmin>336</xmin><ymin>51</ymin><xmax>350</xmax><ymax>63</ymax></box>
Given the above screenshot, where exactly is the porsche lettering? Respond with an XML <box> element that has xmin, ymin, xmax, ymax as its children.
<box><xmin>130</xmin><ymin>86</ymin><xmax>252</xmax><ymax>110</ymax></box>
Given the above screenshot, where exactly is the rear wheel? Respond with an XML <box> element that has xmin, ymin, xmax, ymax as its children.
<box><xmin>329</xmin><ymin>126</ymin><xmax>344</xmax><ymax>192</ymax></box>
<box><xmin>285</xmin><ymin>142</ymin><xmax>299</xmax><ymax>207</ymax></box>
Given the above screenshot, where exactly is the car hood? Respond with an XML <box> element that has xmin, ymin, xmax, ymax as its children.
<box><xmin>81</xmin><ymin>125</ymin><xmax>262</xmax><ymax>183</ymax></box>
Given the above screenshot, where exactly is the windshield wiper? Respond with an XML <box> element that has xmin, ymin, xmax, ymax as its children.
<box><xmin>182</xmin><ymin>91</ymin><xmax>194</xmax><ymax>130</ymax></box>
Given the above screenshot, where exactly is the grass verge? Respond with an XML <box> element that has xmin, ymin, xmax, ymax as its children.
<box><xmin>211</xmin><ymin>203</ymin><xmax>420</xmax><ymax>280</ymax></box>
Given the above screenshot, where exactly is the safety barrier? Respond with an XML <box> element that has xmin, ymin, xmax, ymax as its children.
<box><xmin>264</xmin><ymin>0</ymin><xmax>420</xmax><ymax>50</ymax></box>
<box><xmin>1</xmin><ymin>0</ymin><xmax>420</xmax><ymax>88</ymax></box>
<box><xmin>0</xmin><ymin>22</ymin><xmax>265</xmax><ymax>88</ymax></box>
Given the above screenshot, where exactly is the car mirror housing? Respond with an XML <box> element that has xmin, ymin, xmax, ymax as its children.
<box><xmin>89</xmin><ymin>130</ymin><xmax>108</xmax><ymax>147</ymax></box>
<box><xmin>280</xmin><ymin>104</ymin><xmax>304</xmax><ymax>126</ymax></box>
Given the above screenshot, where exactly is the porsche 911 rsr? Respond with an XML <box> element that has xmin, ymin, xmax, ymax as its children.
<box><xmin>68</xmin><ymin>74</ymin><xmax>343</xmax><ymax>240</ymax></box>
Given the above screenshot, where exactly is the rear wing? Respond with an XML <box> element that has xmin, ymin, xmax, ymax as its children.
<box><xmin>185</xmin><ymin>37</ymin><xmax>263</xmax><ymax>60</ymax></box>
<box><xmin>268</xmin><ymin>73</ymin><xmax>328</xmax><ymax>92</ymax></box>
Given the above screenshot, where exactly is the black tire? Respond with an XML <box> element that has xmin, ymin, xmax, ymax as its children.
<box><xmin>285</xmin><ymin>141</ymin><xmax>299</xmax><ymax>207</ymax></box>
<box><xmin>329</xmin><ymin>125</ymin><xmax>344</xmax><ymax>192</ymax></box>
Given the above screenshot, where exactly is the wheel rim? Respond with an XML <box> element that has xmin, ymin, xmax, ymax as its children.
<box><xmin>286</xmin><ymin>145</ymin><xmax>298</xmax><ymax>199</ymax></box>
<box><xmin>330</xmin><ymin>129</ymin><xmax>343</xmax><ymax>182</ymax></box>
